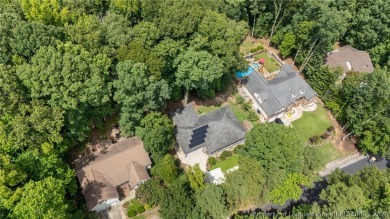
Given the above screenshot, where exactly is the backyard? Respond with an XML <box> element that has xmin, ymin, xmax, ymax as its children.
<box><xmin>254</xmin><ymin>52</ymin><xmax>280</xmax><ymax>73</ymax></box>
<box><xmin>292</xmin><ymin>105</ymin><xmax>342</xmax><ymax>164</ymax></box>
<box><xmin>240</xmin><ymin>37</ymin><xmax>263</xmax><ymax>55</ymax></box>
<box><xmin>210</xmin><ymin>154</ymin><xmax>240</xmax><ymax>172</ymax></box>
<box><xmin>196</xmin><ymin>98</ymin><xmax>257</xmax><ymax>126</ymax></box>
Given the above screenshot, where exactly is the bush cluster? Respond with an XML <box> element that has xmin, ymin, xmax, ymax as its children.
<box><xmin>208</xmin><ymin>157</ymin><xmax>217</xmax><ymax>166</ymax></box>
<box><xmin>309</xmin><ymin>126</ymin><xmax>335</xmax><ymax>145</ymax></box>
<box><xmin>220</xmin><ymin>150</ymin><xmax>233</xmax><ymax>161</ymax></box>
<box><xmin>127</xmin><ymin>199</ymin><xmax>145</xmax><ymax>218</ymax></box>
<box><xmin>250</xmin><ymin>45</ymin><xmax>264</xmax><ymax>53</ymax></box>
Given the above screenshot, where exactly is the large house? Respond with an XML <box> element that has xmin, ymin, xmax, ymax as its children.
<box><xmin>325</xmin><ymin>45</ymin><xmax>374</xmax><ymax>79</ymax></box>
<box><xmin>243</xmin><ymin>64</ymin><xmax>317</xmax><ymax>122</ymax></box>
<box><xmin>171</xmin><ymin>104</ymin><xmax>246</xmax><ymax>167</ymax></box>
<box><xmin>75</xmin><ymin>138</ymin><xmax>152</xmax><ymax>212</ymax></box>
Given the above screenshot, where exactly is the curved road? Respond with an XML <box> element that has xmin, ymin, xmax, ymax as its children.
<box><xmin>245</xmin><ymin>158</ymin><xmax>390</xmax><ymax>215</ymax></box>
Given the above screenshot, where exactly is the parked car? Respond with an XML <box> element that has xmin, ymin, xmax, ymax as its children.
<box><xmin>368</xmin><ymin>156</ymin><xmax>377</xmax><ymax>163</ymax></box>
<box><xmin>368</xmin><ymin>155</ymin><xmax>383</xmax><ymax>163</ymax></box>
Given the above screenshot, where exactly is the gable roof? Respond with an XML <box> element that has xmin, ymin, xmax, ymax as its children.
<box><xmin>243</xmin><ymin>64</ymin><xmax>316</xmax><ymax>117</ymax></box>
<box><xmin>171</xmin><ymin>105</ymin><xmax>246</xmax><ymax>155</ymax></box>
<box><xmin>325</xmin><ymin>45</ymin><xmax>374</xmax><ymax>73</ymax></box>
<box><xmin>75</xmin><ymin>138</ymin><xmax>152</xmax><ymax>210</ymax></box>
<box><xmin>128</xmin><ymin>161</ymin><xmax>150</xmax><ymax>188</ymax></box>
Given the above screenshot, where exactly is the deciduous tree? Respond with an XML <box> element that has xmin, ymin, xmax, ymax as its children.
<box><xmin>195</xmin><ymin>184</ymin><xmax>229</xmax><ymax>219</ymax></box>
<box><xmin>151</xmin><ymin>155</ymin><xmax>179</xmax><ymax>184</ymax></box>
<box><xmin>11</xmin><ymin>177</ymin><xmax>69</xmax><ymax>219</ymax></box>
<box><xmin>174</xmin><ymin>47</ymin><xmax>223</xmax><ymax>103</ymax></box>
<box><xmin>186</xmin><ymin>164</ymin><xmax>205</xmax><ymax>191</ymax></box>
<box><xmin>113</xmin><ymin>60</ymin><xmax>170</xmax><ymax>136</ymax></box>
<box><xmin>240</xmin><ymin>123</ymin><xmax>305</xmax><ymax>174</ymax></box>
<box><xmin>136</xmin><ymin>112</ymin><xmax>174</xmax><ymax>161</ymax></box>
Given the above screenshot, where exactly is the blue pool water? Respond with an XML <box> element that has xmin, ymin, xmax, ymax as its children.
<box><xmin>236</xmin><ymin>63</ymin><xmax>259</xmax><ymax>78</ymax></box>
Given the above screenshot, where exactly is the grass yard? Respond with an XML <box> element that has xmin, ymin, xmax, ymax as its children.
<box><xmin>210</xmin><ymin>154</ymin><xmax>239</xmax><ymax>172</ymax></box>
<box><xmin>230</xmin><ymin>103</ymin><xmax>249</xmax><ymax>123</ymax></box>
<box><xmin>240</xmin><ymin>38</ymin><xmax>262</xmax><ymax>55</ymax></box>
<box><xmin>292</xmin><ymin>106</ymin><xmax>332</xmax><ymax>142</ymax></box>
<box><xmin>197</xmin><ymin>105</ymin><xmax>221</xmax><ymax>114</ymax></box>
<box><xmin>254</xmin><ymin>53</ymin><xmax>280</xmax><ymax>72</ymax></box>
<box><xmin>313</xmin><ymin>142</ymin><xmax>342</xmax><ymax>166</ymax></box>
<box><xmin>292</xmin><ymin>105</ymin><xmax>342</xmax><ymax>164</ymax></box>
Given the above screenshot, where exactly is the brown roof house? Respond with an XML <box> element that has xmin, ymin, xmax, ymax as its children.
<box><xmin>75</xmin><ymin>138</ymin><xmax>152</xmax><ymax>212</ymax></box>
<box><xmin>325</xmin><ymin>45</ymin><xmax>374</xmax><ymax>79</ymax></box>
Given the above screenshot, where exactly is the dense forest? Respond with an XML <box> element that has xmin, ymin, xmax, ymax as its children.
<box><xmin>0</xmin><ymin>0</ymin><xmax>389</xmax><ymax>218</ymax></box>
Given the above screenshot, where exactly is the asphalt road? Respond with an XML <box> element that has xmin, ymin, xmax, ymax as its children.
<box><xmin>341</xmin><ymin>157</ymin><xmax>390</xmax><ymax>174</ymax></box>
<box><xmin>248</xmin><ymin>157</ymin><xmax>390</xmax><ymax>215</ymax></box>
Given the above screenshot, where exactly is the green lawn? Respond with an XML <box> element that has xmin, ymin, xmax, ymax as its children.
<box><xmin>230</xmin><ymin>103</ymin><xmax>249</xmax><ymax>123</ymax></box>
<box><xmin>313</xmin><ymin>142</ymin><xmax>342</xmax><ymax>166</ymax></box>
<box><xmin>292</xmin><ymin>106</ymin><xmax>342</xmax><ymax>164</ymax></box>
<box><xmin>292</xmin><ymin>106</ymin><xmax>332</xmax><ymax>141</ymax></box>
<box><xmin>254</xmin><ymin>53</ymin><xmax>280</xmax><ymax>73</ymax></box>
<box><xmin>240</xmin><ymin>39</ymin><xmax>262</xmax><ymax>55</ymax></box>
<box><xmin>210</xmin><ymin>154</ymin><xmax>239</xmax><ymax>172</ymax></box>
<box><xmin>197</xmin><ymin>105</ymin><xmax>221</xmax><ymax>114</ymax></box>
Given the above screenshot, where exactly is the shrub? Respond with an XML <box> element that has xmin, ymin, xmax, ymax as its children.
<box><xmin>127</xmin><ymin>210</ymin><xmax>137</xmax><ymax>218</ymax></box>
<box><xmin>219</xmin><ymin>151</ymin><xmax>226</xmax><ymax>160</ymax></box>
<box><xmin>248</xmin><ymin>111</ymin><xmax>259</xmax><ymax>122</ymax></box>
<box><xmin>220</xmin><ymin>151</ymin><xmax>232</xmax><ymax>161</ymax></box>
<box><xmin>310</xmin><ymin>136</ymin><xmax>322</xmax><ymax>144</ymax></box>
<box><xmin>136</xmin><ymin>206</ymin><xmax>145</xmax><ymax>214</ymax></box>
<box><xmin>208</xmin><ymin>157</ymin><xmax>217</xmax><ymax>166</ymax></box>
<box><xmin>321</xmin><ymin>132</ymin><xmax>330</xmax><ymax>139</ymax></box>
<box><xmin>236</xmin><ymin>95</ymin><xmax>245</xmax><ymax>105</ymax></box>
<box><xmin>242</xmin><ymin>101</ymin><xmax>251</xmax><ymax>111</ymax></box>
<box><xmin>327</xmin><ymin>126</ymin><xmax>335</xmax><ymax>132</ymax></box>
<box><xmin>233</xmin><ymin>147</ymin><xmax>239</xmax><ymax>154</ymax></box>
<box><xmin>250</xmin><ymin>45</ymin><xmax>264</xmax><ymax>53</ymax></box>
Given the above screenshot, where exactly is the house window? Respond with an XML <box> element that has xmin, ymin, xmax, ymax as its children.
<box><xmin>300</xmin><ymin>89</ymin><xmax>305</xmax><ymax>94</ymax></box>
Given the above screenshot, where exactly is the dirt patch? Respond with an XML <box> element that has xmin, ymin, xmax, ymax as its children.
<box><xmin>242</xmin><ymin>120</ymin><xmax>254</xmax><ymax>132</ymax></box>
<box><xmin>316</xmin><ymin>97</ymin><xmax>358</xmax><ymax>155</ymax></box>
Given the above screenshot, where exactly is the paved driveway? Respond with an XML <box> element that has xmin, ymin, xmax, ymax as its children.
<box><xmin>177</xmin><ymin>148</ymin><xmax>208</xmax><ymax>171</ymax></box>
<box><xmin>341</xmin><ymin>157</ymin><xmax>389</xmax><ymax>174</ymax></box>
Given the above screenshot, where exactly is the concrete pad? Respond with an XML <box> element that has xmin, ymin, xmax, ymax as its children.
<box><xmin>177</xmin><ymin>148</ymin><xmax>208</xmax><ymax>172</ymax></box>
<box><xmin>107</xmin><ymin>205</ymin><xmax>122</xmax><ymax>219</ymax></box>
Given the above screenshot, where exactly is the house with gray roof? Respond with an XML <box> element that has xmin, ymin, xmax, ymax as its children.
<box><xmin>325</xmin><ymin>45</ymin><xmax>374</xmax><ymax>79</ymax></box>
<box><xmin>171</xmin><ymin>104</ymin><xmax>246</xmax><ymax>158</ymax></box>
<box><xmin>243</xmin><ymin>64</ymin><xmax>317</xmax><ymax>121</ymax></box>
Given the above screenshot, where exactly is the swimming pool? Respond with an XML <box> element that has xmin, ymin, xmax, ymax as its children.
<box><xmin>235</xmin><ymin>63</ymin><xmax>259</xmax><ymax>78</ymax></box>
